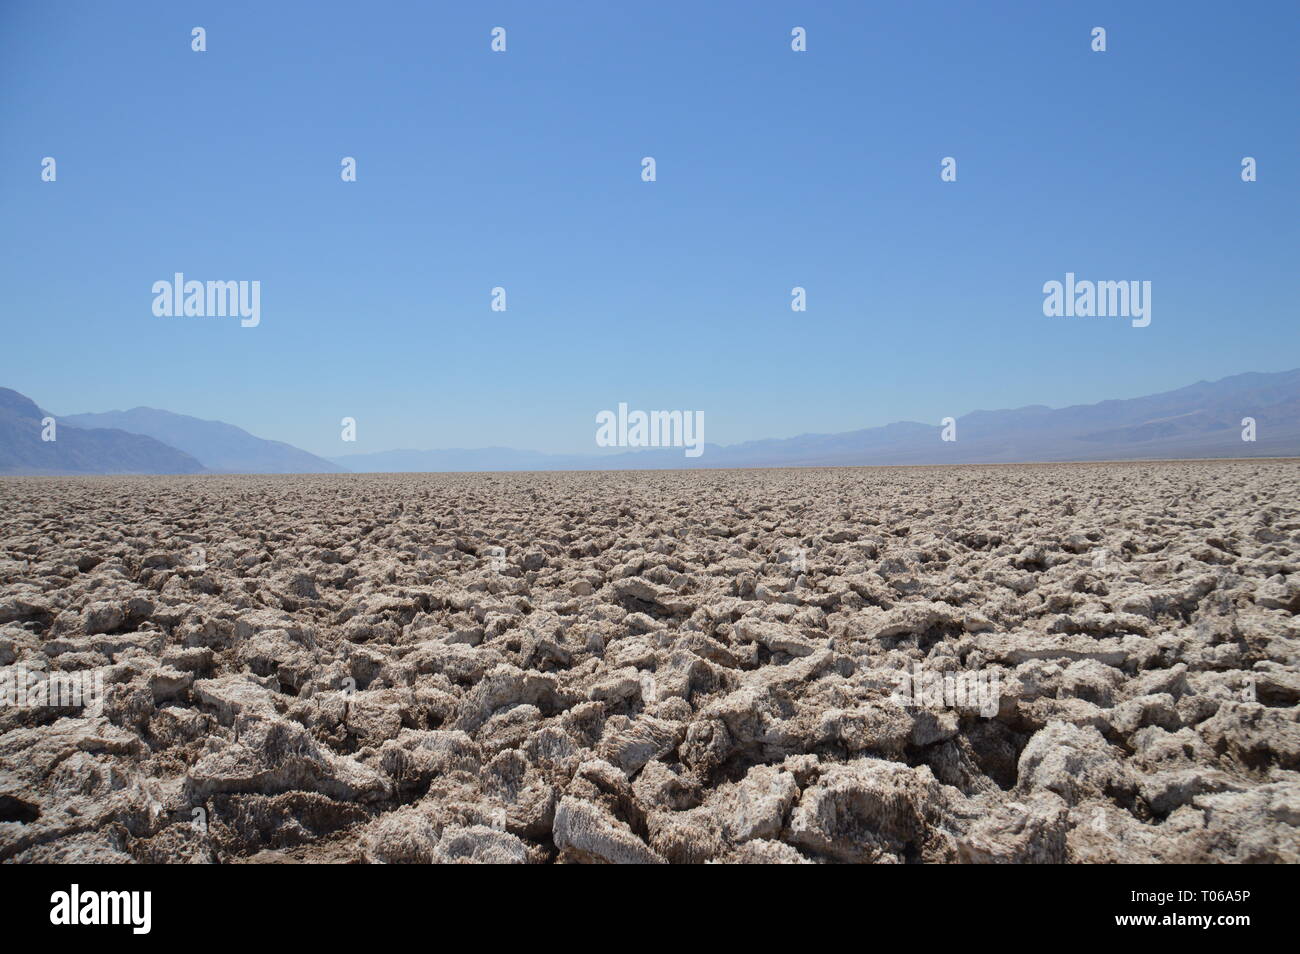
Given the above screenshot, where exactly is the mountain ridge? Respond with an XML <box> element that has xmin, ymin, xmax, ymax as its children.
<box><xmin>62</xmin><ymin>406</ymin><xmax>342</xmax><ymax>474</ymax></box>
<box><xmin>0</xmin><ymin>388</ymin><xmax>207</xmax><ymax>475</ymax></box>
<box><xmin>331</xmin><ymin>368</ymin><xmax>1300</xmax><ymax>472</ymax></box>
<box><xmin>3</xmin><ymin>369</ymin><xmax>1296</xmax><ymax>476</ymax></box>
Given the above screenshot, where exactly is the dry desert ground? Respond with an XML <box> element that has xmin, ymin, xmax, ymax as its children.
<box><xmin>1</xmin><ymin>460</ymin><xmax>1298</xmax><ymax>863</ymax></box>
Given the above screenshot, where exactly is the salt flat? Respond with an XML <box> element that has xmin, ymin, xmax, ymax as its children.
<box><xmin>1</xmin><ymin>460</ymin><xmax>1297</xmax><ymax>863</ymax></box>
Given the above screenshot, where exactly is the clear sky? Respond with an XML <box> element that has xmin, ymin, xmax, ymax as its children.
<box><xmin>2</xmin><ymin>1</ymin><xmax>1297</xmax><ymax>458</ymax></box>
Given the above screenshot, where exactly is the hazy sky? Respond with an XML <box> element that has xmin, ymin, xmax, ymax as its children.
<box><xmin>2</xmin><ymin>1</ymin><xmax>1297</xmax><ymax>457</ymax></box>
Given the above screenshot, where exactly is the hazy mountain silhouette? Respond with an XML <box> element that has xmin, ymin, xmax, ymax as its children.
<box><xmin>332</xmin><ymin>369</ymin><xmax>1300</xmax><ymax>471</ymax></box>
<box><xmin>63</xmin><ymin>407</ymin><xmax>342</xmax><ymax>474</ymax></box>
<box><xmin>0</xmin><ymin>388</ymin><xmax>205</xmax><ymax>475</ymax></box>
<box><xmin>5</xmin><ymin>370</ymin><xmax>1295</xmax><ymax>476</ymax></box>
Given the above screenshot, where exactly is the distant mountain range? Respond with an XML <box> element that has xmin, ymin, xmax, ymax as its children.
<box><xmin>2</xmin><ymin>369</ymin><xmax>1297</xmax><ymax>475</ymax></box>
<box><xmin>63</xmin><ymin>407</ymin><xmax>338</xmax><ymax>474</ymax></box>
<box><xmin>0</xmin><ymin>388</ymin><xmax>205</xmax><ymax>475</ymax></box>
<box><xmin>333</xmin><ymin>369</ymin><xmax>1300</xmax><ymax>471</ymax></box>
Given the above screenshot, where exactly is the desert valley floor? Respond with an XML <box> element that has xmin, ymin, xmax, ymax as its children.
<box><xmin>1</xmin><ymin>461</ymin><xmax>1297</xmax><ymax>863</ymax></box>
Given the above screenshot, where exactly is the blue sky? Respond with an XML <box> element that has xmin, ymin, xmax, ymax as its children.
<box><xmin>2</xmin><ymin>1</ymin><xmax>1297</xmax><ymax>458</ymax></box>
